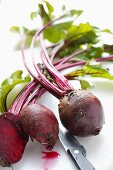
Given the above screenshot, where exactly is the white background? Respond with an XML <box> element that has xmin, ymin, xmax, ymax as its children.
<box><xmin>0</xmin><ymin>1</ymin><xmax>113</xmax><ymax>170</ymax></box>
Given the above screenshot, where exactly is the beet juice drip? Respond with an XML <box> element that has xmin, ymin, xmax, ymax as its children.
<box><xmin>42</xmin><ymin>151</ymin><xmax>60</xmax><ymax>159</ymax></box>
<box><xmin>42</xmin><ymin>151</ymin><xmax>60</xmax><ymax>170</ymax></box>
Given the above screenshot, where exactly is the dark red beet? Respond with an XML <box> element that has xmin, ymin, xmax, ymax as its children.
<box><xmin>0</xmin><ymin>113</ymin><xmax>29</xmax><ymax>167</ymax></box>
<box><xmin>19</xmin><ymin>104</ymin><xmax>59</xmax><ymax>150</ymax></box>
<box><xmin>59</xmin><ymin>90</ymin><xmax>104</xmax><ymax>136</ymax></box>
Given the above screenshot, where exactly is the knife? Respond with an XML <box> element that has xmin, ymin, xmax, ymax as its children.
<box><xmin>59</xmin><ymin>129</ymin><xmax>96</xmax><ymax>170</ymax></box>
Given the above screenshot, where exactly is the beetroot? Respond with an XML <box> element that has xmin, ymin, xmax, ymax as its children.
<box><xmin>19</xmin><ymin>104</ymin><xmax>59</xmax><ymax>150</ymax></box>
<box><xmin>0</xmin><ymin>76</ymin><xmax>59</xmax><ymax>167</ymax></box>
<box><xmin>0</xmin><ymin>81</ymin><xmax>37</xmax><ymax>167</ymax></box>
<box><xmin>59</xmin><ymin>90</ymin><xmax>104</xmax><ymax>136</ymax></box>
<box><xmin>0</xmin><ymin>113</ymin><xmax>28</xmax><ymax>167</ymax></box>
<box><xmin>22</xmin><ymin>27</ymin><xmax>105</xmax><ymax>137</ymax></box>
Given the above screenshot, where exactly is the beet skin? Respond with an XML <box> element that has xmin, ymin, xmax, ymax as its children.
<box><xmin>59</xmin><ymin>90</ymin><xmax>104</xmax><ymax>136</ymax></box>
<box><xmin>0</xmin><ymin>113</ymin><xmax>29</xmax><ymax>167</ymax></box>
<box><xmin>19</xmin><ymin>104</ymin><xmax>59</xmax><ymax>150</ymax></box>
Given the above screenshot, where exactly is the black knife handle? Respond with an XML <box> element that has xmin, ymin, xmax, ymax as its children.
<box><xmin>67</xmin><ymin>147</ymin><xmax>96</xmax><ymax>170</ymax></box>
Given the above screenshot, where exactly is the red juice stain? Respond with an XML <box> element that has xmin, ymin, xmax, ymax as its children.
<box><xmin>42</xmin><ymin>151</ymin><xmax>60</xmax><ymax>159</ymax></box>
<box><xmin>42</xmin><ymin>151</ymin><xmax>60</xmax><ymax>170</ymax></box>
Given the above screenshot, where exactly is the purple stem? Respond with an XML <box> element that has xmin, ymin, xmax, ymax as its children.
<box><xmin>19</xmin><ymin>47</ymin><xmax>83</xmax><ymax>110</ymax></box>
<box><xmin>21</xmin><ymin>41</ymin><xmax>64</xmax><ymax>98</ymax></box>
<box><xmin>55</xmin><ymin>61</ymin><xmax>85</xmax><ymax>70</ymax></box>
<box><xmin>50</xmin><ymin>42</ymin><xmax>64</xmax><ymax>61</ymax></box>
<box><xmin>24</xmin><ymin>55</ymin><xmax>113</xmax><ymax>105</ymax></box>
<box><xmin>39</xmin><ymin>34</ymin><xmax>73</xmax><ymax>91</ymax></box>
<box><xmin>8</xmin><ymin>43</ymin><xmax>66</xmax><ymax>115</ymax></box>
<box><xmin>8</xmin><ymin>80</ymin><xmax>37</xmax><ymax>115</ymax></box>
<box><xmin>8</xmin><ymin>50</ymin><xmax>66</xmax><ymax>115</ymax></box>
<box><xmin>32</xmin><ymin>51</ymin><xmax>64</xmax><ymax>94</ymax></box>
<box><xmin>29</xmin><ymin>87</ymin><xmax>45</xmax><ymax>104</ymax></box>
<box><xmin>55</xmin><ymin>49</ymin><xmax>87</xmax><ymax>66</ymax></box>
<box><xmin>23</xmin><ymin>85</ymin><xmax>41</xmax><ymax>107</ymax></box>
<box><xmin>9</xmin><ymin>52</ymin><xmax>113</xmax><ymax>115</ymax></box>
<box><xmin>56</xmin><ymin>55</ymin><xmax>113</xmax><ymax>71</ymax></box>
<box><xmin>96</xmin><ymin>55</ymin><xmax>113</xmax><ymax>62</ymax></box>
<box><xmin>25</xmin><ymin>87</ymin><xmax>46</xmax><ymax>106</ymax></box>
<box><xmin>40</xmin><ymin>48</ymin><xmax>69</xmax><ymax>91</ymax></box>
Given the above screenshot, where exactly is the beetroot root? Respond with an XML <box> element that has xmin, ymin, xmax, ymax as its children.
<box><xmin>59</xmin><ymin>90</ymin><xmax>104</xmax><ymax>136</ymax></box>
<box><xmin>19</xmin><ymin>104</ymin><xmax>59</xmax><ymax>150</ymax></box>
<box><xmin>0</xmin><ymin>113</ymin><xmax>29</xmax><ymax>167</ymax></box>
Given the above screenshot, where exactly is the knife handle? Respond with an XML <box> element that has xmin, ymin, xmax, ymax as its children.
<box><xmin>67</xmin><ymin>147</ymin><xmax>96</xmax><ymax>170</ymax></box>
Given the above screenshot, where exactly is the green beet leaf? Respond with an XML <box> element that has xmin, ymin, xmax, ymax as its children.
<box><xmin>79</xmin><ymin>79</ymin><xmax>93</xmax><ymax>90</ymax></box>
<box><xmin>69</xmin><ymin>9</ymin><xmax>83</xmax><ymax>17</ymax></box>
<box><xmin>87</xmin><ymin>47</ymin><xmax>103</xmax><ymax>59</ymax></box>
<box><xmin>104</xmin><ymin>44</ymin><xmax>113</xmax><ymax>54</ymax></box>
<box><xmin>44</xmin><ymin>21</ymin><xmax>73</xmax><ymax>43</ymax></box>
<box><xmin>30</xmin><ymin>12</ymin><xmax>38</xmax><ymax>20</ymax></box>
<box><xmin>102</xmin><ymin>29</ymin><xmax>113</xmax><ymax>34</ymax></box>
<box><xmin>0</xmin><ymin>70</ymin><xmax>31</xmax><ymax>114</ymax></box>
<box><xmin>65</xmin><ymin>63</ymin><xmax>113</xmax><ymax>80</ymax></box>
<box><xmin>43</xmin><ymin>0</ymin><xmax>54</xmax><ymax>17</ymax></box>
<box><xmin>66</xmin><ymin>23</ymin><xmax>93</xmax><ymax>41</ymax></box>
<box><xmin>10</xmin><ymin>26</ymin><xmax>20</xmax><ymax>34</ymax></box>
<box><xmin>38</xmin><ymin>3</ymin><xmax>51</xmax><ymax>24</ymax></box>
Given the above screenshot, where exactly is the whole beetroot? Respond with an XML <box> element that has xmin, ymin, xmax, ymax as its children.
<box><xmin>19</xmin><ymin>104</ymin><xmax>59</xmax><ymax>150</ymax></box>
<box><xmin>59</xmin><ymin>90</ymin><xmax>104</xmax><ymax>136</ymax></box>
<box><xmin>22</xmin><ymin>30</ymin><xmax>105</xmax><ymax>137</ymax></box>
<box><xmin>0</xmin><ymin>113</ymin><xmax>28</xmax><ymax>167</ymax></box>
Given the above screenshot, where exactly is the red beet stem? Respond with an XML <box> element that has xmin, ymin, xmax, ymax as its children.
<box><xmin>39</xmin><ymin>34</ymin><xmax>73</xmax><ymax>91</ymax></box>
<box><xmin>8</xmin><ymin>80</ymin><xmax>37</xmax><ymax>115</ymax></box>
<box><xmin>56</xmin><ymin>54</ymin><xmax>113</xmax><ymax>71</ymax></box>
<box><xmin>23</xmin><ymin>85</ymin><xmax>43</xmax><ymax>107</ymax></box>
<box><xmin>30</xmin><ymin>33</ymin><xmax>71</xmax><ymax>93</ymax></box>
<box><xmin>56</xmin><ymin>60</ymin><xmax>85</xmax><ymax>71</ymax></box>
<box><xmin>29</xmin><ymin>87</ymin><xmax>45</xmax><ymax>104</ymax></box>
<box><xmin>20</xmin><ymin>50</ymin><xmax>84</xmax><ymax>106</ymax></box>
<box><xmin>54</xmin><ymin>48</ymin><xmax>87</xmax><ymax>66</ymax></box>
<box><xmin>21</xmin><ymin>46</ymin><xmax>64</xmax><ymax>98</ymax></box>
<box><xmin>50</xmin><ymin>42</ymin><xmax>64</xmax><ymax>61</ymax></box>
<box><xmin>15</xmin><ymin>42</ymin><xmax>86</xmax><ymax>113</ymax></box>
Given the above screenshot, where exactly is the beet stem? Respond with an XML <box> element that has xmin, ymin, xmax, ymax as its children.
<box><xmin>54</xmin><ymin>48</ymin><xmax>87</xmax><ymax>66</ymax></box>
<box><xmin>39</xmin><ymin>34</ymin><xmax>73</xmax><ymax>91</ymax></box>
<box><xmin>9</xmin><ymin>80</ymin><xmax>37</xmax><ymax>114</ymax></box>
<box><xmin>56</xmin><ymin>55</ymin><xmax>113</xmax><ymax>71</ymax></box>
<box><xmin>21</xmin><ymin>42</ymin><xmax>64</xmax><ymax>98</ymax></box>
<box><xmin>31</xmin><ymin>32</ymin><xmax>71</xmax><ymax>92</ymax></box>
<box><xmin>23</xmin><ymin>85</ymin><xmax>42</xmax><ymax>107</ymax></box>
<box><xmin>50</xmin><ymin>42</ymin><xmax>64</xmax><ymax>61</ymax></box>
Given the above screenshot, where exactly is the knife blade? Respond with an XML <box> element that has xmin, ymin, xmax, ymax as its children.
<box><xmin>59</xmin><ymin>129</ymin><xmax>96</xmax><ymax>170</ymax></box>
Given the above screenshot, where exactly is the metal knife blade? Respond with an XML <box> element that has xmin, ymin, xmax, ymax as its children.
<box><xmin>59</xmin><ymin>129</ymin><xmax>96</xmax><ymax>170</ymax></box>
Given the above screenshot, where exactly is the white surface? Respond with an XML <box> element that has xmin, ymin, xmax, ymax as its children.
<box><xmin>0</xmin><ymin>1</ymin><xmax>113</xmax><ymax>170</ymax></box>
